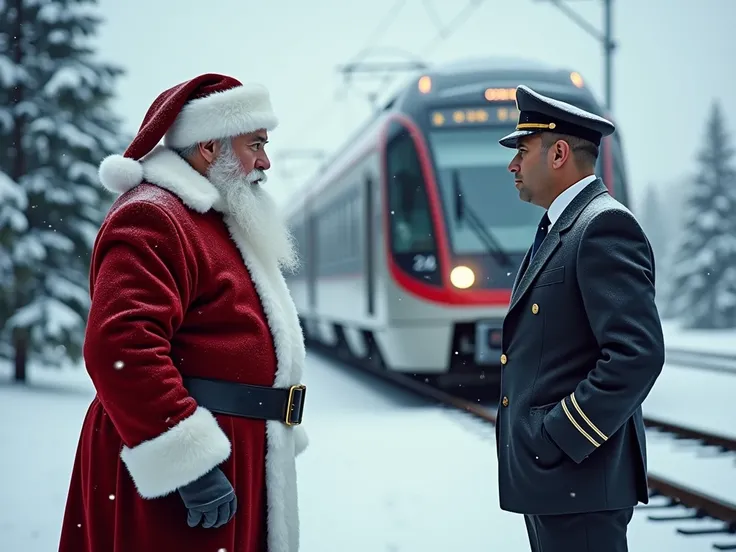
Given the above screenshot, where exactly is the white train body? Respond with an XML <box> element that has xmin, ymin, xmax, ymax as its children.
<box><xmin>283</xmin><ymin>57</ymin><xmax>630</xmax><ymax>387</ymax></box>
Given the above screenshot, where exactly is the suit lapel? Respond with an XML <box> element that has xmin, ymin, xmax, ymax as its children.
<box><xmin>508</xmin><ymin>179</ymin><xmax>608</xmax><ymax>314</ymax></box>
<box><xmin>511</xmin><ymin>247</ymin><xmax>532</xmax><ymax>297</ymax></box>
<box><xmin>509</xmin><ymin>231</ymin><xmax>561</xmax><ymax>311</ymax></box>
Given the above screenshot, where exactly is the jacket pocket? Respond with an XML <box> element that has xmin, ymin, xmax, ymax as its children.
<box><xmin>529</xmin><ymin>403</ymin><xmax>565</xmax><ymax>469</ymax></box>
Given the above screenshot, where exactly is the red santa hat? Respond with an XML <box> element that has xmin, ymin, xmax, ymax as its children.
<box><xmin>99</xmin><ymin>72</ymin><xmax>278</xmax><ymax>193</ymax></box>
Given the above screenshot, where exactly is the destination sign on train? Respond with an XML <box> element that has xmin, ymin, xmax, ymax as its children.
<box><xmin>429</xmin><ymin>106</ymin><xmax>520</xmax><ymax>127</ymax></box>
<box><xmin>484</xmin><ymin>87</ymin><xmax>517</xmax><ymax>101</ymax></box>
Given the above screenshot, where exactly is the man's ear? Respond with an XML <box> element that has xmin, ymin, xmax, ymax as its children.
<box><xmin>551</xmin><ymin>140</ymin><xmax>570</xmax><ymax>169</ymax></box>
<box><xmin>197</xmin><ymin>140</ymin><xmax>218</xmax><ymax>164</ymax></box>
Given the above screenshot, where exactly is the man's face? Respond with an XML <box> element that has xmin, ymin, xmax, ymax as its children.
<box><xmin>507</xmin><ymin>134</ymin><xmax>550</xmax><ymax>207</ymax></box>
<box><xmin>205</xmin><ymin>135</ymin><xmax>299</xmax><ymax>274</ymax></box>
<box><xmin>228</xmin><ymin>131</ymin><xmax>271</xmax><ymax>180</ymax></box>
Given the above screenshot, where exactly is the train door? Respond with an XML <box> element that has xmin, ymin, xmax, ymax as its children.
<box><xmin>364</xmin><ymin>174</ymin><xmax>375</xmax><ymax>316</ymax></box>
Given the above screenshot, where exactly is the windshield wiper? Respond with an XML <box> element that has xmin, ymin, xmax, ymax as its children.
<box><xmin>451</xmin><ymin>169</ymin><xmax>514</xmax><ymax>268</ymax></box>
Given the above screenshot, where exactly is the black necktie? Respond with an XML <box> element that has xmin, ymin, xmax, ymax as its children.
<box><xmin>531</xmin><ymin>212</ymin><xmax>550</xmax><ymax>259</ymax></box>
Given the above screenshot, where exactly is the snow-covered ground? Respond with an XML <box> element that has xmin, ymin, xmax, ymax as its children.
<box><xmin>643</xmin><ymin>362</ymin><xmax>736</xmax><ymax>440</ymax></box>
<box><xmin>647</xmin><ymin>427</ymin><xmax>736</xmax><ymax>507</ymax></box>
<box><xmin>662</xmin><ymin>318</ymin><xmax>736</xmax><ymax>356</ymax></box>
<box><xmin>0</xmin><ymin>355</ymin><xmax>730</xmax><ymax>551</ymax></box>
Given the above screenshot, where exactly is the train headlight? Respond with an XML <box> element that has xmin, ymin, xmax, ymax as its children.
<box><xmin>418</xmin><ymin>75</ymin><xmax>432</xmax><ymax>94</ymax></box>
<box><xmin>450</xmin><ymin>266</ymin><xmax>475</xmax><ymax>289</ymax></box>
<box><xmin>570</xmin><ymin>71</ymin><xmax>584</xmax><ymax>88</ymax></box>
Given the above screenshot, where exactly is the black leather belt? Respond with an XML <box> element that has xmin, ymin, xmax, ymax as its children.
<box><xmin>182</xmin><ymin>377</ymin><xmax>306</xmax><ymax>426</ymax></box>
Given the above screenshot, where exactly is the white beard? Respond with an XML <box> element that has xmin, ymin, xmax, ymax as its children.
<box><xmin>206</xmin><ymin>141</ymin><xmax>299</xmax><ymax>274</ymax></box>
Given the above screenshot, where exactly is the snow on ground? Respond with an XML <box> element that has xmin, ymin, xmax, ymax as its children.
<box><xmin>643</xmin><ymin>362</ymin><xmax>736</xmax><ymax>440</ymax></box>
<box><xmin>295</xmin><ymin>356</ymin><xmax>532</xmax><ymax>551</ymax></box>
<box><xmin>0</xmin><ymin>356</ymin><xmax>727</xmax><ymax>551</ymax></box>
<box><xmin>646</xmin><ymin>428</ymin><xmax>736</xmax><ymax>511</ymax></box>
<box><xmin>662</xmin><ymin>318</ymin><xmax>736</xmax><ymax>355</ymax></box>
<box><xmin>0</xmin><ymin>360</ymin><xmax>94</xmax><ymax>550</ymax></box>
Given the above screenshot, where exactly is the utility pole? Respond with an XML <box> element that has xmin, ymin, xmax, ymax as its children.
<box><xmin>535</xmin><ymin>0</ymin><xmax>616</xmax><ymax>112</ymax></box>
<box><xmin>603</xmin><ymin>0</ymin><xmax>613</xmax><ymax>111</ymax></box>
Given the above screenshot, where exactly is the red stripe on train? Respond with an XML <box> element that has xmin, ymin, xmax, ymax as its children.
<box><xmin>378</xmin><ymin>113</ymin><xmax>512</xmax><ymax>307</ymax></box>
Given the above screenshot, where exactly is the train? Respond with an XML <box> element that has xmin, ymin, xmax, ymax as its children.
<box><xmin>283</xmin><ymin>56</ymin><xmax>631</xmax><ymax>389</ymax></box>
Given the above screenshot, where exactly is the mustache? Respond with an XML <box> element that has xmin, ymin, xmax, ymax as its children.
<box><xmin>246</xmin><ymin>169</ymin><xmax>267</xmax><ymax>184</ymax></box>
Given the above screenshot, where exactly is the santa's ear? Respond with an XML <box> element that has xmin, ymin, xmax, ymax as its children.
<box><xmin>198</xmin><ymin>141</ymin><xmax>218</xmax><ymax>163</ymax></box>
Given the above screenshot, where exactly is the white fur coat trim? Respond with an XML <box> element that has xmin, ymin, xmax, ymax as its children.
<box><xmin>98</xmin><ymin>146</ymin><xmax>221</xmax><ymax>210</ymax></box>
<box><xmin>99</xmin><ymin>146</ymin><xmax>308</xmax><ymax>550</ymax></box>
<box><xmin>164</xmin><ymin>83</ymin><xmax>279</xmax><ymax>150</ymax></box>
<box><xmin>120</xmin><ymin>406</ymin><xmax>231</xmax><ymax>499</ymax></box>
<box><xmin>222</xmin><ymin>216</ymin><xmax>307</xmax><ymax>552</ymax></box>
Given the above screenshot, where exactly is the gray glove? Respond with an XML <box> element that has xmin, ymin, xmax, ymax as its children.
<box><xmin>178</xmin><ymin>467</ymin><xmax>237</xmax><ymax>528</ymax></box>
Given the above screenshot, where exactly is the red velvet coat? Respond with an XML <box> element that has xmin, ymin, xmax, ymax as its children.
<box><xmin>59</xmin><ymin>146</ymin><xmax>308</xmax><ymax>552</ymax></box>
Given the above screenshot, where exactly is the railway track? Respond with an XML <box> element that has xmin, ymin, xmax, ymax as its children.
<box><xmin>665</xmin><ymin>348</ymin><xmax>736</xmax><ymax>376</ymax></box>
<box><xmin>309</xmin><ymin>343</ymin><xmax>736</xmax><ymax>550</ymax></box>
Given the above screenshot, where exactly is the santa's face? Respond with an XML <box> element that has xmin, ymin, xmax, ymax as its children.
<box><xmin>206</xmin><ymin>137</ymin><xmax>299</xmax><ymax>274</ymax></box>
<box><xmin>229</xmin><ymin>131</ymin><xmax>271</xmax><ymax>176</ymax></box>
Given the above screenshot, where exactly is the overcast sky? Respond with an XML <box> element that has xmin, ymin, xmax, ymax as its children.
<box><xmin>94</xmin><ymin>0</ymin><xmax>736</xmax><ymax>211</ymax></box>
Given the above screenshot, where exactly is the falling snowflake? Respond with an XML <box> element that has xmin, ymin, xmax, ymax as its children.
<box><xmin>109</xmin><ymin>494</ymin><xmax>115</xmax><ymax>500</ymax></box>
<box><xmin>113</xmin><ymin>360</ymin><xmax>124</xmax><ymax>370</ymax></box>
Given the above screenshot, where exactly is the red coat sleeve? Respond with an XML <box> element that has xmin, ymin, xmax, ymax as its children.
<box><xmin>84</xmin><ymin>199</ymin><xmax>230</xmax><ymax>499</ymax></box>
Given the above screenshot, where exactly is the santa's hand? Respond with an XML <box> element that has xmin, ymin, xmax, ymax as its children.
<box><xmin>178</xmin><ymin>467</ymin><xmax>237</xmax><ymax>529</ymax></box>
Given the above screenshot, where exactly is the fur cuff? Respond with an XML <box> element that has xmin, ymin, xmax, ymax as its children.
<box><xmin>120</xmin><ymin>406</ymin><xmax>231</xmax><ymax>499</ymax></box>
<box><xmin>294</xmin><ymin>426</ymin><xmax>309</xmax><ymax>456</ymax></box>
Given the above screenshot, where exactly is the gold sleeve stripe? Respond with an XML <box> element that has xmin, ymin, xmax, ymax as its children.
<box><xmin>570</xmin><ymin>392</ymin><xmax>608</xmax><ymax>441</ymax></box>
<box><xmin>561</xmin><ymin>397</ymin><xmax>600</xmax><ymax>447</ymax></box>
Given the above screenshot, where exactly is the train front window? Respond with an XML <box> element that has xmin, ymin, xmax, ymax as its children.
<box><xmin>385</xmin><ymin>121</ymin><xmax>442</xmax><ymax>285</ymax></box>
<box><xmin>428</xmin><ymin>127</ymin><xmax>544</xmax><ymax>255</ymax></box>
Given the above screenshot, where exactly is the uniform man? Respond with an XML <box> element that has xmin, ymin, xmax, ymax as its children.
<box><xmin>495</xmin><ymin>85</ymin><xmax>665</xmax><ymax>551</ymax></box>
<box><xmin>59</xmin><ymin>73</ymin><xmax>308</xmax><ymax>552</ymax></box>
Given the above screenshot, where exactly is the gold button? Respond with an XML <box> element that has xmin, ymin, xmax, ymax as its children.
<box><xmin>532</xmin><ymin>303</ymin><xmax>539</xmax><ymax>314</ymax></box>
<box><xmin>500</xmin><ymin>354</ymin><xmax>507</xmax><ymax>365</ymax></box>
<box><xmin>502</xmin><ymin>396</ymin><xmax>509</xmax><ymax>407</ymax></box>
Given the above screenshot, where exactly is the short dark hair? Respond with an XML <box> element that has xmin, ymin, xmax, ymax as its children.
<box><xmin>540</xmin><ymin>132</ymin><xmax>598</xmax><ymax>170</ymax></box>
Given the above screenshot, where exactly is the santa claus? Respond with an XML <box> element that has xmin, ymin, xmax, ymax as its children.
<box><xmin>59</xmin><ymin>73</ymin><xmax>308</xmax><ymax>552</ymax></box>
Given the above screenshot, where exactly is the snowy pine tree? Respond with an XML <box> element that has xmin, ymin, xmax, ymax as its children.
<box><xmin>668</xmin><ymin>100</ymin><xmax>736</xmax><ymax>329</ymax></box>
<box><xmin>0</xmin><ymin>173</ymin><xmax>29</xmax><ymax>362</ymax></box>
<box><xmin>0</xmin><ymin>0</ymin><xmax>126</xmax><ymax>381</ymax></box>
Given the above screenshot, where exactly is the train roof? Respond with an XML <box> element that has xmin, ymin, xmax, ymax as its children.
<box><xmin>280</xmin><ymin>56</ymin><xmax>599</xmax><ymax>219</ymax></box>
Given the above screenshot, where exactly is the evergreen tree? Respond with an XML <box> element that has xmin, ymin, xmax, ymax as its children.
<box><xmin>655</xmin><ymin>175</ymin><xmax>690</xmax><ymax>319</ymax></box>
<box><xmin>668</xmin><ymin>100</ymin><xmax>736</xmax><ymax>329</ymax></box>
<box><xmin>0</xmin><ymin>0</ymin><xmax>126</xmax><ymax>381</ymax></box>
<box><xmin>0</xmin><ymin>173</ymin><xmax>29</xmax><ymax>361</ymax></box>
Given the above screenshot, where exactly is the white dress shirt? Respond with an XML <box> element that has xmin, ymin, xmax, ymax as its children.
<box><xmin>546</xmin><ymin>174</ymin><xmax>597</xmax><ymax>232</ymax></box>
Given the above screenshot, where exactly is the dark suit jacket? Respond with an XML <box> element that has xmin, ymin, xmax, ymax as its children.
<box><xmin>495</xmin><ymin>179</ymin><xmax>665</xmax><ymax>515</ymax></box>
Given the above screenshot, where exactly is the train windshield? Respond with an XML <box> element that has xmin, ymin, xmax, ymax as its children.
<box><xmin>428</xmin><ymin>126</ymin><xmax>545</xmax><ymax>255</ymax></box>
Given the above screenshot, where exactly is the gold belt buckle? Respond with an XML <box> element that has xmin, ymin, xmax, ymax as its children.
<box><xmin>284</xmin><ymin>384</ymin><xmax>306</xmax><ymax>426</ymax></box>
